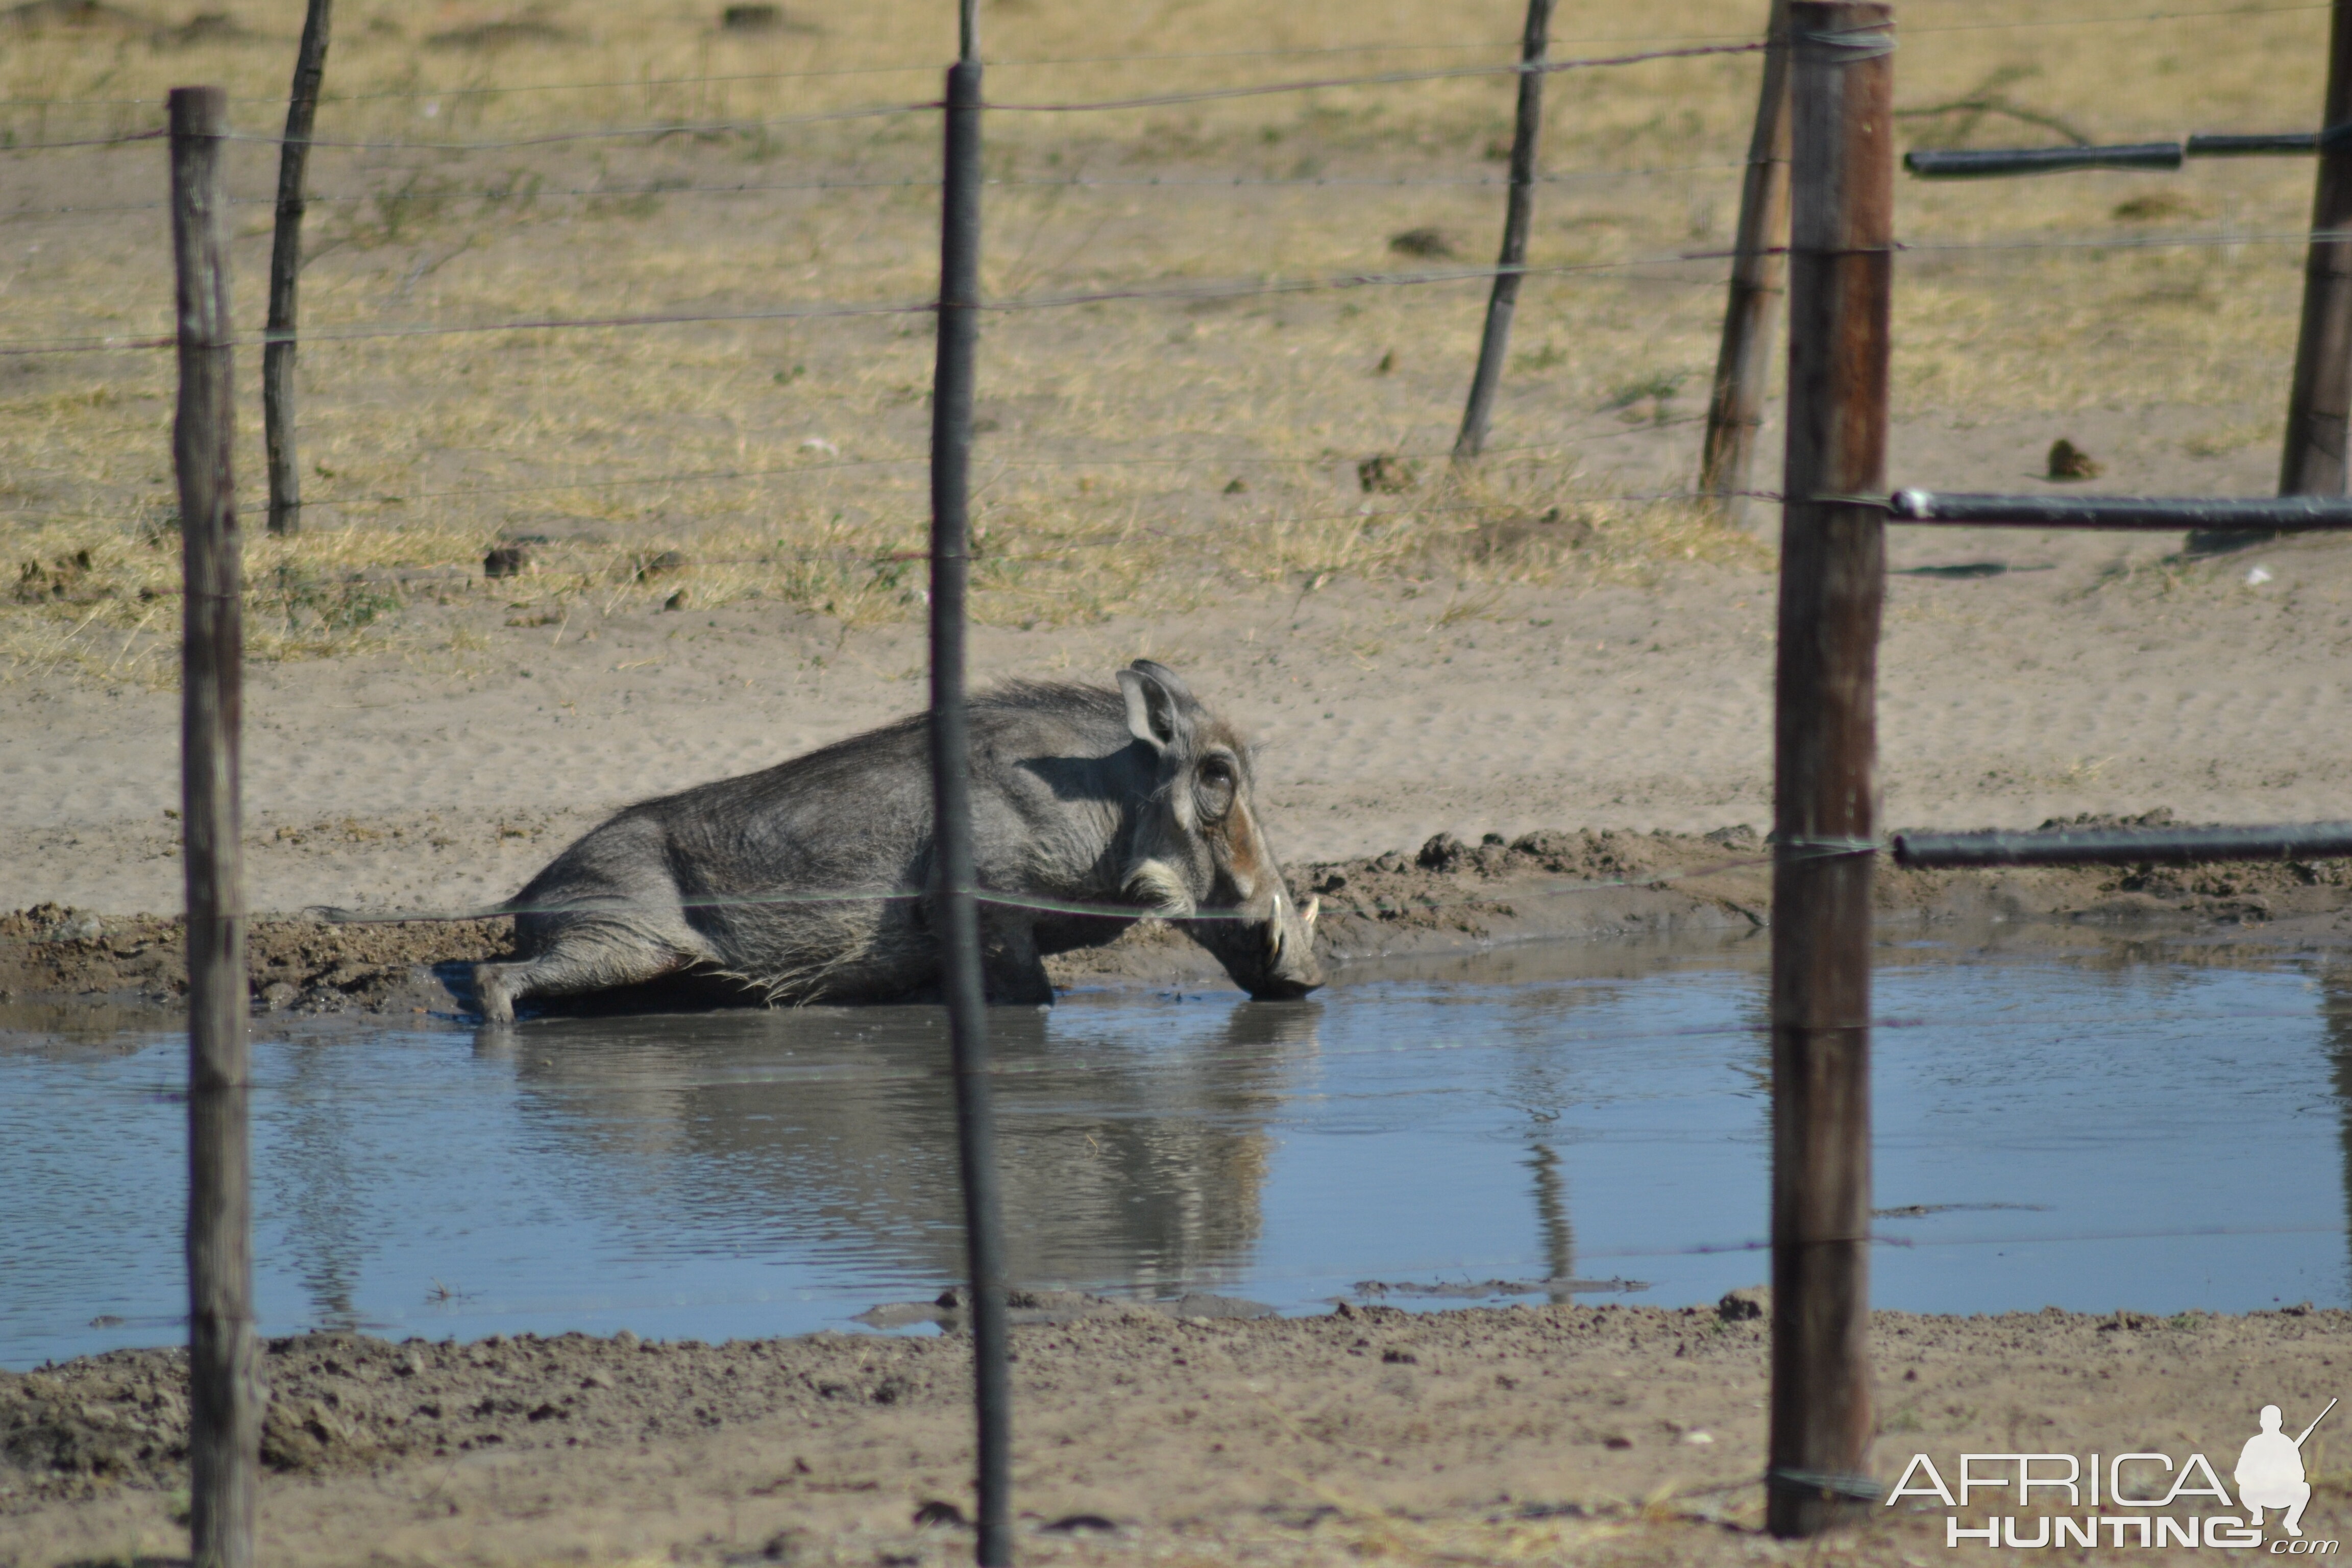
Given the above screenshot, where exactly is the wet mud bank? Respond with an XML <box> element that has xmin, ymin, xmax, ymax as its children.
<box><xmin>7</xmin><ymin>822</ymin><xmax>2350</xmax><ymax>1017</ymax></box>
<box><xmin>8</xmin><ymin>1304</ymin><xmax>2352</xmax><ymax>1566</ymax></box>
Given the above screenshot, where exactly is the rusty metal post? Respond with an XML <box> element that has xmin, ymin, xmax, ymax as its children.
<box><xmin>1700</xmin><ymin>0</ymin><xmax>1794</xmax><ymax>526</ymax></box>
<box><xmin>927</xmin><ymin>0</ymin><xmax>1012</xmax><ymax>1561</ymax></box>
<box><xmin>263</xmin><ymin>0</ymin><xmax>332</xmax><ymax>536</ymax></box>
<box><xmin>1452</xmin><ymin>0</ymin><xmax>1554</xmax><ymax>461</ymax></box>
<box><xmin>1768</xmin><ymin>1</ymin><xmax>1893</xmax><ymax>1539</ymax></box>
<box><xmin>172</xmin><ymin>83</ymin><xmax>260</xmax><ymax>1568</ymax></box>
<box><xmin>2280</xmin><ymin>0</ymin><xmax>2352</xmax><ymax>497</ymax></box>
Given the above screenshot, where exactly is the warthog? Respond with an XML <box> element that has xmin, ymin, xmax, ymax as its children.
<box><xmin>470</xmin><ymin>660</ymin><xmax>1321</xmax><ymax>1021</ymax></box>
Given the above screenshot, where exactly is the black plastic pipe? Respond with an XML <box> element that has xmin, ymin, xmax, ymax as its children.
<box><xmin>1894</xmin><ymin>821</ymin><xmax>2352</xmax><ymax>869</ymax></box>
<box><xmin>2189</xmin><ymin>132</ymin><xmax>2321</xmax><ymax>156</ymax></box>
<box><xmin>1888</xmin><ymin>488</ymin><xmax>2352</xmax><ymax>529</ymax></box>
<box><xmin>1903</xmin><ymin>143</ymin><xmax>2181</xmax><ymax>178</ymax></box>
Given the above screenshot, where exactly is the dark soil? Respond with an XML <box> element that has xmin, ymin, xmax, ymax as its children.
<box><xmin>8</xmin><ymin>820</ymin><xmax>2347</xmax><ymax>1017</ymax></box>
<box><xmin>0</xmin><ymin>905</ymin><xmax>511</xmax><ymax>1015</ymax></box>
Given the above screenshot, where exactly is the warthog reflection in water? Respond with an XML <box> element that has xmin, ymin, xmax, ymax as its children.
<box><xmin>492</xmin><ymin>999</ymin><xmax>1322</xmax><ymax>1290</ymax></box>
<box><xmin>471</xmin><ymin>661</ymin><xmax>1321</xmax><ymax>1021</ymax></box>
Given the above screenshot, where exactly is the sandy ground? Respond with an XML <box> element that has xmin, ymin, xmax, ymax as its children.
<box><xmin>11</xmin><ymin>1303</ymin><xmax>2352</xmax><ymax>1567</ymax></box>
<box><xmin>7</xmin><ymin>518</ymin><xmax>2352</xmax><ymax>925</ymax></box>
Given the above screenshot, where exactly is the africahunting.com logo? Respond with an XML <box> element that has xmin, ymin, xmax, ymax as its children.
<box><xmin>1889</xmin><ymin>1400</ymin><xmax>2340</xmax><ymax>1552</ymax></box>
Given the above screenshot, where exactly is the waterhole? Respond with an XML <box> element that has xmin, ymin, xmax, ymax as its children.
<box><xmin>5</xmin><ymin>927</ymin><xmax>2346</xmax><ymax>1368</ymax></box>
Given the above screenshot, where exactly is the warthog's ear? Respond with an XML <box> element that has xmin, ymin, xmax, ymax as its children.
<box><xmin>1126</xmin><ymin>659</ymin><xmax>1194</xmax><ymax>702</ymax></box>
<box><xmin>1117</xmin><ymin>663</ymin><xmax>1189</xmax><ymax>753</ymax></box>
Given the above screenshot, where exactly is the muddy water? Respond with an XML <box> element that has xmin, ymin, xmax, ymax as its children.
<box><xmin>5</xmin><ymin>929</ymin><xmax>2349</xmax><ymax>1370</ymax></box>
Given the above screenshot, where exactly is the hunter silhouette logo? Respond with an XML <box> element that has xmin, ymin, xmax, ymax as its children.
<box><xmin>2239</xmin><ymin>1399</ymin><xmax>2335</xmax><ymax>1538</ymax></box>
<box><xmin>1888</xmin><ymin>1395</ymin><xmax>2343</xmax><ymax>1549</ymax></box>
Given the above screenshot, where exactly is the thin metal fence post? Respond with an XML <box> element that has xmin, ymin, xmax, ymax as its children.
<box><xmin>1768</xmin><ymin>1</ymin><xmax>1893</xmax><ymax>1540</ymax></box>
<box><xmin>264</xmin><ymin>0</ymin><xmax>332</xmax><ymax>537</ymax></box>
<box><xmin>1700</xmin><ymin>0</ymin><xmax>1794</xmax><ymax>526</ymax></box>
<box><xmin>928</xmin><ymin>5</ymin><xmax>1012</xmax><ymax>1561</ymax></box>
<box><xmin>1452</xmin><ymin>0</ymin><xmax>1554</xmax><ymax>461</ymax></box>
<box><xmin>172</xmin><ymin>83</ymin><xmax>259</xmax><ymax>1568</ymax></box>
<box><xmin>2266</xmin><ymin>1</ymin><xmax>2352</xmax><ymax>515</ymax></box>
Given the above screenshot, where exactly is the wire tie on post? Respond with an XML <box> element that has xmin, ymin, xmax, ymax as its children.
<box><xmin>1766</xmin><ymin>834</ymin><xmax>1884</xmax><ymax>859</ymax></box>
<box><xmin>1767</xmin><ymin>1467</ymin><xmax>1884</xmax><ymax>1503</ymax></box>
<box><xmin>1796</xmin><ymin>26</ymin><xmax>1895</xmax><ymax>59</ymax></box>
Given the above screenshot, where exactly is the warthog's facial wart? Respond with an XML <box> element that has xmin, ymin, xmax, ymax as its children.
<box><xmin>1121</xmin><ymin>857</ymin><xmax>1197</xmax><ymax>919</ymax></box>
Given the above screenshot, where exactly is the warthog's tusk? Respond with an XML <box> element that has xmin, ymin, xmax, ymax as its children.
<box><xmin>1265</xmin><ymin>919</ymin><xmax>1284</xmax><ymax>959</ymax></box>
<box><xmin>1303</xmin><ymin>895</ymin><xmax>1320</xmax><ymax>932</ymax></box>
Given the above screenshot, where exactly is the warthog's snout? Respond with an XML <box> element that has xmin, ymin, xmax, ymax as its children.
<box><xmin>1196</xmin><ymin>884</ymin><xmax>1323</xmax><ymax>1001</ymax></box>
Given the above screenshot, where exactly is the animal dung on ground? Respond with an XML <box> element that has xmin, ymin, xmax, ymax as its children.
<box><xmin>1718</xmin><ymin>1285</ymin><xmax>1770</xmax><ymax>1321</ymax></box>
<box><xmin>425</xmin><ymin>18</ymin><xmax>571</xmax><ymax>48</ymax></box>
<box><xmin>1417</xmin><ymin>832</ymin><xmax>1467</xmax><ymax>872</ymax></box>
<box><xmin>151</xmin><ymin>10</ymin><xmax>257</xmax><ymax>48</ymax></box>
<box><xmin>720</xmin><ymin>3</ymin><xmax>780</xmax><ymax>30</ymax></box>
<box><xmin>2112</xmin><ymin>190</ymin><xmax>2204</xmax><ymax>223</ymax></box>
<box><xmin>1375</xmin><ymin>349</ymin><xmax>1396</xmax><ymax>375</ymax></box>
<box><xmin>1</xmin><ymin>0</ymin><xmax>145</xmax><ymax>35</ymax></box>
<box><xmin>1357</xmin><ymin>453</ymin><xmax>1418</xmax><ymax>494</ymax></box>
<box><xmin>2046</xmin><ymin>438</ymin><xmax>2102</xmax><ymax>481</ymax></box>
<box><xmin>1041</xmin><ymin>1514</ymin><xmax>1119</xmax><ymax>1535</ymax></box>
<box><xmin>1387</xmin><ymin>226</ymin><xmax>1459</xmax><ymax>260</ymax></box>
<box><xmin>482</xmin><ymin>545</ymin><xmax>530</xmax><ymax>579</ymax></box>
<box><xmin>1222</xmin><ymin>477</ymin><xmax>1248</xmax><ymax>495</ymax></box>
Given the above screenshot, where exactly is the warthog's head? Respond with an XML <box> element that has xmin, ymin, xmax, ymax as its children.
<box><xmin>1115</xmin><ymin>659</ymin><xmax>1322</xmax><ymax>1000</ymax></box>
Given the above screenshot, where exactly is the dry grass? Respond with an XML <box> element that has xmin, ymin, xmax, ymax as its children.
<box><xmin>0</xmin><ymin>0</ymin><xmax>2331</xmax><ymax>677</ymax></box>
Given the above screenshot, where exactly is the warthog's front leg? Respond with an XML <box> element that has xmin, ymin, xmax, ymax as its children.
<box><xmin>976</xmin><ymin>909</ymin><xmax>1054</xmax><ymax>1007</ymax></box>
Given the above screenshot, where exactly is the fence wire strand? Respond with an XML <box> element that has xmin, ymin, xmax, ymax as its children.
<box><xmin>0</xmin><ymin>161</ymin><xmax>1749</xmax><ymax>225</ymax></box>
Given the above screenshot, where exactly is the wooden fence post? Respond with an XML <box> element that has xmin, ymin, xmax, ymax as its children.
<box><xmin>1452</xmin><ymin>0</ymin><xmax>1554</xmax><ymax>461</ymax></box>
<box><xmin>172</xmin><ymin>83</ymin><xmax>260</xmax><ymax>1568</ymax></box>
<box><xmin>264</xmin><ymin>0</ymin><xmax>333</xmax><ymax>537</ymax></box>
<box><xmin>927</xmin><ymin>1</ymin><xmax>1013</xmax><ymax>1561</ymax></box>
<box><xmin>1768</xmin><ymin>1</ymin><xmax>1893</xmax><ymax>1540</ymax></box>
<box><xmin>1699</xmin><ymin>0</ymin><xmax>1794</xmax><ymax>526</ymax></box>
<box><xmin>2278</xmin><ymin>0</ymin><xmax>2352</xmax><ymax>498</ymax></box>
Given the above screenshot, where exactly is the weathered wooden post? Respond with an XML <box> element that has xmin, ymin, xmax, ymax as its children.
<box><xmin>263</xmin><ymin>0</ymin><xmax>332</xmax><ymax>537</ymax></box>
<box><xmin>1452</xmin><ymin>0</ymin><xmax>1555</xmax><ymax>461</ymax></box>
<box><xmin>172</xmin><ymin>83</ymin><xmax>260</xmax><ymax>1568</ymax></box>
<box><xmin>926</xmin><ymin>0</ymin><xmax>1013</xmax><ymax>1561</ymax></box>
<box><xmin>2278</xmin><ymin>0</ymin><xmax>2352</xmax><ymax>498</ymax></box>
<box><xmin>1768</xmin><ymin>0</ymin><xmax>1893</xmax><ymax>1539</ymax></box>
<box><xmin>1700</xmin><ymin>0</ymin><xmax>1794</xmax><ymax>526</ymax></box>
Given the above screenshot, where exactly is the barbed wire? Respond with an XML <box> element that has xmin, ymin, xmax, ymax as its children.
<box><xmin>979</xmin><ymin>41</ymin><xmax>1771</xmax><ymax>116</ymax></box>
<box><xmin>0</xmin><ymin>161</ymin><xmax>1749</xmax><ymax>225</ymax></box>
<box><xmin>0</xmin><ymin>246</ymin><xmax>1749</xmax><ymax>358</ymax></box>
<box><xmin>4</xmin><ymin>463</ymin><xmax>1749</xmax><ymax>535</ymax></box>
<box><xmin>3</xmin><ymin>40</ymin><xmax>1770</xmax><ymax>155</ymax></box>
<box><xmin>0</xmin><ymin>1</ymin><xmax>2329</xmax><ymax>118</ymax></box>
<box><xmin>0</xmin><ymin>126</ymin><xmax>163</xmax><ymax>152</ymax></box>
<box><xmin>1903</xmin><ymin>0</ymin><xmax>2327</xmax><ymax>34</ymax></box>
<box><xmin>297</xmin><ymin>842</ymin><xmax>1906</xmax><ymax>928</ymax></box>
<box><xmin>19</xmin><ymin>208</ymin><xmax>2343</xmax><ymax>362</ymax></box>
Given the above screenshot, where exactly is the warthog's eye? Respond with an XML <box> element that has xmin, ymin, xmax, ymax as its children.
<box><xmin>1194</xmin><ymin>754</ymin><xmax>1238</xmax><ymax>820</ymax></box>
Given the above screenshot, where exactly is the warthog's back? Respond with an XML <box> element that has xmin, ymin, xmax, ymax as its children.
<box><xmin>505</xmin><ymin>682</ymin><xmax>1144</xmax><ymax>999</ymax></box>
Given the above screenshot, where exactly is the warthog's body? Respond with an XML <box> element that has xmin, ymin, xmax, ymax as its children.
<box><xmin>471</xmin><ymin>662</ymin><xmax>1321</xmax><ymax>1021</ymax></box>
